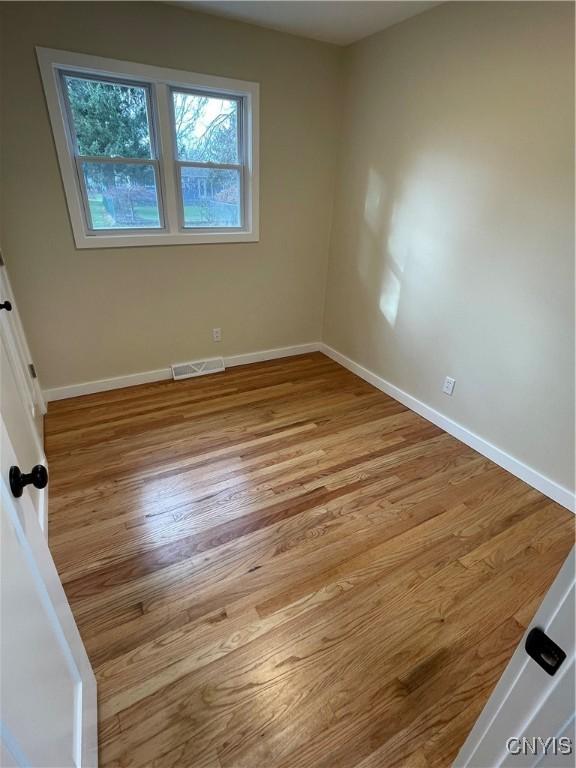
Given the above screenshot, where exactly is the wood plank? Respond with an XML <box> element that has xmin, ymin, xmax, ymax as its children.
<box><xmin>45</xmin><ymin>353</ymin><xmax>574</xmax><ymax>768</ymax></box>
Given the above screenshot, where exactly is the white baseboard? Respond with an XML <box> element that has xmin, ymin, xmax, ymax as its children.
<box><xmin>224</xmin><ymin>342</ymin><xmax>321</xmax><ymax>368</ymax></box>
<box><xmin>320</xmin><ymin>343</ymin><xmax>575</xmax><ymax>514</ymax></box>
<box><xmin>42</xmin><ymin>342</ymin><xmax>322</xmax><ymax>402</ymax></box>
<box><xmin>43</xmin><ymin>367</ymin><xmax>172</xmax><ymax>401</ymax></box>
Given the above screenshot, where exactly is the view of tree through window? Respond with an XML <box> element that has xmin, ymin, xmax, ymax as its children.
<box><xmin>172</xmin><ymin>92</ymin><xmax>238</xmax><ymax>163</ymax></box>
<box><xmin>64</xmin><ymin>75</ymin><xmax>152</xmax><ymax>157</ymax></box>
<box><xmin>64</xmin><ymin>74</ymin><xmax>161</xmax><ymax>230</ymax></box>
<box><xmin>172</xmin><ymin>91</ymin><xmax>241</xmax><ymax>227</ymax></box>
<box><xmin>180</xmin><ymin>167</ymin><xmax>240</xmax><ymax>227</ymax></box>
<box><xmin>81</xmin><ymin>163</ymin><xmax>161</xmax><ymax>229</ymax></box>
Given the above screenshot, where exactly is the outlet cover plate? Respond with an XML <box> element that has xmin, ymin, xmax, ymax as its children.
<box><xmin>443</xmin><ymin>376</ymin><xmax>456</xmax><ymax>396</ymax></box>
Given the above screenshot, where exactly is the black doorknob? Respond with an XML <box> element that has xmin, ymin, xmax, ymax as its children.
<box><xmin>9</xmin><ymin>464</ymin><xmax>48</xmax><ymax>498</ymax></box>
<box><xmin>0</xmin><ymin>300</ymin><xmax>12</xmax><ymax>311</ymax></box>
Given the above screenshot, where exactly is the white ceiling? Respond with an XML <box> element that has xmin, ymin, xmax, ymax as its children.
<box><xmin>175</xmin><ymin>1</ymin><xmax>442</xmax><ymax>46</ymax></box>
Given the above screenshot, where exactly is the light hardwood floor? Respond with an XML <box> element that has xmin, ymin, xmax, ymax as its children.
<box><xmin>45</xmin><ymin>353</ymin><xmax>574</xmax><ymax>768</ymax></box>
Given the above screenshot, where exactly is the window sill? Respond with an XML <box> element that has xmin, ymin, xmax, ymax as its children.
<box><xmin>72</xmin><ymin>229</ymin><xmax>260</xmax><ymax>249</ymax></box>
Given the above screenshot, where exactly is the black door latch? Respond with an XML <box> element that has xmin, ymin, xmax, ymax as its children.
<box><xmin>525</xmin><ymin>627</ymin><xmax>566</xmax><ymax>676</ymax></box>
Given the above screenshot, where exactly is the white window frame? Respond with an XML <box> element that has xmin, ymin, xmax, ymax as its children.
<box><xmin>37</xmin><ymin>47</ymin><xmax>260</xmax><ymax>249</ymax></box>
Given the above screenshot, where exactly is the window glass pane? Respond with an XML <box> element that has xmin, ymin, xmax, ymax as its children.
<box><xmin>81</xmin><ymin>163</ymin><xmax>161</xmax><ymax>229</ymax></box>
<box><xmin>172</xmin><ymin>91</ymin><xmax>239</xmax><ymax>164</ymax></box>
<box><xmin>180</xmin><ymin>167</ymin><xmax>241</xmax><ymax>228</ymax></box>
<box><xmin>64</xmin><ymin>75</ymin><xmax>152</xmax><ymax>159</ymax></box>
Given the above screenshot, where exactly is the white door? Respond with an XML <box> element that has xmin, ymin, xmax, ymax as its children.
<box><xmin>0</xmin><ymin>265</ymin><xmax>97</xmax><ymax>767</ymax></box>
<box><xmin>455</xmin><ymin>548</ymin><xmax>575</xmax><ymax>768</ymax></box>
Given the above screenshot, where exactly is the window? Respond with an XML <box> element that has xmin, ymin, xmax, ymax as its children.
<box><xmin>172</xmin><ymin>89</ymin><xmax>243</xmax><ymax>229</ymax></box>
<box><xmin>62</xmin><ymin>74</ymin><xmax>163</xmax><ymax>232</ymax></box>
<box><xmin>37</xmin><ymin>48</ymin><xmax>259</xmax><ymax>248</ymax></box>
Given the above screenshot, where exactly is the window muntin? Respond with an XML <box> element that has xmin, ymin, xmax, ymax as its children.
<box><xmin>37</xmin><ymin>48</ymin><xmax>259</xmax><ymax>247</ymax></box>
<box><xmin>61</xmin><ymin>72</ymin><xmax>164</xmax><ymax>232</ymax></box>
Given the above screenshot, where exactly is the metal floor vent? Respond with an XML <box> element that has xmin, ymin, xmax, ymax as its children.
<box><xmin>171</xmin><ymin>357</ymin><xmax>225</xmax><ymax>380</ymax></box>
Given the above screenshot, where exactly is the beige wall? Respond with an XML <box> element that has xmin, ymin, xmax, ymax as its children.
<box><xmin>0</xmin><ymin>2</ymin><xmax>341</xmax><ymax>388</ymax></box>
<box><xmin>324</xmin><ymin>1</ymin><xmax>575</xmax><ymax>490</ymax></box>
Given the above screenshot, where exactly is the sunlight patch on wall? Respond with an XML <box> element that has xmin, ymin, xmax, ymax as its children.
<box><xmin>387</xmin><ymin>203</ymin><xmax>409</xmax><ymax>275</ymax></box>
<box><xmin>376</xmin><ymin>150</ymin><xmax>490</xmax><ymax>329</ymax></box>
<box><xmin>364</xmin><ymin>168</ymin><xmax>387</xmax><ymax>235</ymax></box>
<box><xmin>378</xmin><ymin>266</ymin><xmax>402</xmax><ymax>326</ymax></box>
<box><xmin>386</xmin><ymin>151</ymin><xmax>490</xmax><ymax>273</ymax></box>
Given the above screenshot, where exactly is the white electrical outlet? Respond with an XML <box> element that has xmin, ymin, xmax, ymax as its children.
<box><xmin>212</xmin><ymin>327</ymin><xmax>222</xmax><ymax>342</ymax></box>
<box><xmin>443</xmin><ymin>376</ymin><xmax>456</xmax><ymax>396</ymax></box>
